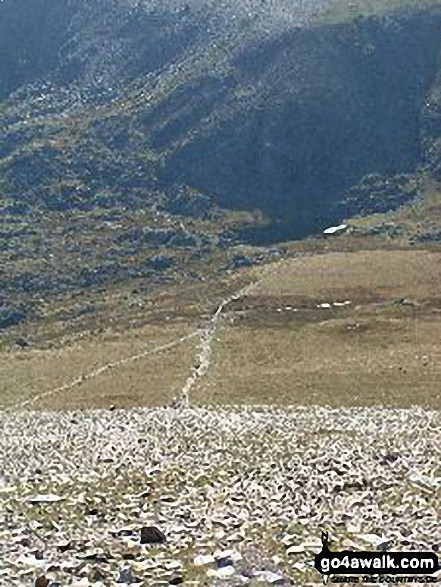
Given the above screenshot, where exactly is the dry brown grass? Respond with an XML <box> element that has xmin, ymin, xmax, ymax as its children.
<box><xmin>251</xmin><ymin>249</ymin><xmax>441</xmax><ymax>302</ymax></box>
<box><xmin>3</xmin><ymin>247</ymin><xmax>441</xmax><ymax>409</ymax></box>
<box><xmin>191</xmin><ymin>249</ymin><xmax>441</xmax><ymax>407</ymax></box>
<box><xmin>0</xmin><ymin>322</ymin><xmax>196</xmax><ymax>410</ymax></box>
<box><xmin>192</xmin><ymin>313</ymin><xmax>441</xmax><ymax>407</ymax></box>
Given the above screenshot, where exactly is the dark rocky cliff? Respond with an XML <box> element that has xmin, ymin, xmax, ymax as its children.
<box><xmin>2</xmin><ymin>0</ymin><xmax>441</xmax><ymax>312</ymax></box>
<box><xmin>2</xmin><ymin>1</ymin><xmax>441</xmax><ymax>239</ymax></box>
<box><xmin>160</xmin><ymin>11</ymin><xmax>441</xmax><ymax>236</ymax></box>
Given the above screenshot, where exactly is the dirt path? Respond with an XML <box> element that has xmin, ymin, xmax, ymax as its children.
<box><xmin>5</xmin><ymin>259</ymin><xmax>286</xmax><ymax>411</ymax></box>
<box><xmin>179</xmin><ymin>293</ymin><xmax>239</xmax><ymax>407</ymax></box>
<box><xmin>7</xmin><ymin>331</ymin><xmax>199</xmax><ymax>411</ymax></box>
<box><xmin>177</xmin><ymin>264</ymin><xmax>284</xmax><ymax>406</ymax></box>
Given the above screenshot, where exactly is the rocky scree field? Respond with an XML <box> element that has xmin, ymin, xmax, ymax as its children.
<box><xmin>0</xmin><ymin>406</ymin><xmax>440</xmax><ymax>587</ymax></box>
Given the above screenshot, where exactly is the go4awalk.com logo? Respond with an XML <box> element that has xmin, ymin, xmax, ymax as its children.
<box><xmin>314</xmin><ymin>532</ymin><xmax>439</xmax><ymax>584</ymax></box>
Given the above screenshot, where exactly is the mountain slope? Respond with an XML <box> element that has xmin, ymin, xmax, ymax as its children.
<box><xmin>2</xmin><ymin>1</ymin><xmax>441</xmax><ymax>218</ymax></box>
<box><xmin>2</xmin><ymin>0</ymin><xmax>441</xmax><ymax>328</ymax></box>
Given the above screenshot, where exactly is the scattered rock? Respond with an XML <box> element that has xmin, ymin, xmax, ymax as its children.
<box><xmin>0</xmin><ymin>306</ymin><xmax>28</xmax><ymax>329</ymax></box>
<box><xmin>217</xmin><ymin>555</ymin><xmax>234</xmax><ymax>568</ymax></box>
<box><xmin>79</xmin><ymin>549</ymin><xmax>110</xmax><ymax>563</ymax></box>
<box><xmin>29</xmin><ymin>494</ymin><xmax>64</xmax><ymax>504</ymax></box>
<box><xmin>253</xmin><ymin>570</ymin><xmax>288</xmax><ymax>584</ymax></box>
<box><xmin>70</xmin><ymin>579</ymin><xmax>91</xmax><ymax>587</ymax></box>
<box><xmin>207</xmin><ymin>565</ymin><xmax>236</xmax><ymax>579</ymax></box>
<box><xmin>147</xmin><ymin>255</ymin><xmax>174</xmax><ymax>271</ymax></box>
<box><xmin>56</xmin><ymin>541</ymin><xmax>72</xmax><ymax>553</ymax></box>
<box><xmin>91</xmin><ymin>568</ymin><xmax>107</xmax><ymax>582</ymax></box>
<box><xmin>356</xmin><ymin>533</ymin><xmax>389</xmax><ymax>548</ymax></box>
<box><xmin>0</xmin><ymin>407</ymin><xmax>438</xmax><ymax>586</ymax></box>
<box><xmin>140</xmin><ymin>526</ymin><xmax>166</xmax><ymax>544</ymax></box>
<box><xmin>194</xmin><ymin>554</ymin><xmax>215</xmax><ymax>566</ymax></box>
<box><xmin>286</xmin><ymin>544</ymin><xmax>305</xmax><ymax>554</ymax></box>
<box><xmin>393</xmin><ymin>297</ymin><xmax>415</xmax><ymax>306</ymax></box>
<box><xmin>215</xmin><ymin>549</ymin><xmax>242</xmax><ymax>567</ymax></box>
<box><xmin>117</xmin><ymin>565</ymin><xmax>136</xmax><ymax>583</ymax></box>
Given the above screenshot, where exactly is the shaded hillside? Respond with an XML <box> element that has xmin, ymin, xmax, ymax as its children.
<box><xmin>2</xmin><ymin>0</ymin><xmax>441</xmax><ymax>320</ymax></box>
<box><xmin>2</xmin><ymin>1</ymin><xmax>441</xmax><ymax>220</ymax></box>
<box><xmin>163</xmin><ymin>11</ymin><xmax>441</xmax><ymax>230</ymax></box>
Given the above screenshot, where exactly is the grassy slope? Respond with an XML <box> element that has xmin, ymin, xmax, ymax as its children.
<box><xmin>3</xmin><ymin>0</ymin><xmax>441</xmax><ymax>410</ymax></box>
<box><xmin>4</xmin><ymin>183</ymin><xmax>441</xmax><ymax>410</ymax></box>
<box><xmin>188</xmin><ymin>183</ymin><xmax>441</xmax><ymax>408</ymax></box>
<box><xmin>195</xmin><ymin>249</ymin><xmax>441</xmax><ymax>407</ymax></box>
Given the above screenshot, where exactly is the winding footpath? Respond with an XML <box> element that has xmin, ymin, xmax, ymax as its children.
<box><xmin>6</xmin><ymin>259</ymin><xmax>285</xmax><ymax>411</ymax></box>
<box><xmin>178</xmin><ymin>262</ymin><xmax>283</xmax><ymax>406</ymax></box>
<box><xmin>8</xmin><ymin>332</ymin><xmax>199</xmax><ymax>411</ymax></box>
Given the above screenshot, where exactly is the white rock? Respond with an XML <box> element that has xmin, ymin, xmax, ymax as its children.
<box><xmin>356</xmin><ymin>533</ymin><xmax>388</xmax><ymax>548</ymax></box>
<box><xmin>70</xmin><ymin>579</ymin><xmax>91</xmax><ymax>587</ymax></box>
<box><xmin>347</xmin><ymin>522</ymin><xmax>361</xmax><ymax>533</ymax></box>
<box><xmin>207</xmin><ymin>565</ymin><xmax>236</xmax><ymax>579</ymax></box>
<box><xmin>302</xmin><ymin>540</ymin><xmax>323</xmax><ymax>553</ymax></box>
<box><xmin>286</xmin><ymin>544</ymin><xmax>305</xmax><ymax>554</ymax></box>
<box><xmin>281</xmin><ymin>534</ymin><xmax>295</xmax><ymax>546</ymax></box>
<box><xmin>323</xmin><ymin>224</ymin><xmax>347</xmax><ymax>235</ymax></box>
<box><xmin>15</xmin><ymin>554</ymin><xmax>46</xmax><ymax>568</ymax></box>
<box><xmin>194</xmin><ymin>554</ymin><xmax>215</xmax><ymax>566</ymax></box>
<box><xmin>215</xmin><ymin>549</ymin><xmax>242</xmax><ymax>562</ymax></box>
<box><xmin>165</xmin><ymin>560</ymin><xmax>181</xmax><ymax>570</ymax></box>
<box><xmin>254</xmin><ymin>570</ymin><xmax>285</xmax><ymax>583</ymax></box>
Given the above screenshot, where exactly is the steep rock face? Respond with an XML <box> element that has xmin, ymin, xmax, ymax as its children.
<box><xmin>161</xmin><ymin>11</ymin><xmax>441</xmax><ymax>233</ymax></box>
<box><xmin>1</xmin><ymin>0</ymin><xmax>441</xmax><ymax>241</ymax></box>
<box><xmin>0</xmin><ymin>0</ymin><xmax>204</xmax><ymax>100</ymax></box>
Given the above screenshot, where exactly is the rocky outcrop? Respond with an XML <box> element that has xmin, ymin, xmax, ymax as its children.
<box><xmin>2</xmin><ymin>2</ymin><xmax>441</xmax><ymax>238</ymax></box>
<box><xmin>2</xmin><ymin>0</ymin><xmax>441</xmax><ymax>314</ymax></box>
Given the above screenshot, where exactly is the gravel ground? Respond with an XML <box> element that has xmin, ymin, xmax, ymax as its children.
<box><xmin>0</xmin><ymin>406</ymin><xmax>440</xmax><ymax>586</ymax></box>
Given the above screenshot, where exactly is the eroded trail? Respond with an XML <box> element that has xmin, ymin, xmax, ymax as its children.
<box><xmin>7</xmin><ymin>332</ymin><xmax>199</xmax><ymax>411</ymax></box>
<box><xmin>179</xmin><ymin>293</ymin><xmax>238</xmax><ymax>407</ymax></box>
<box><xmin>178</xmin><ymin>264</ymin><xmax>283</xmax><ymax>405</ymax></box>
<box><xmin>5</xmin><ymin>260</ymin><xmax>285</xmax><ymax>411</ymax></box>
